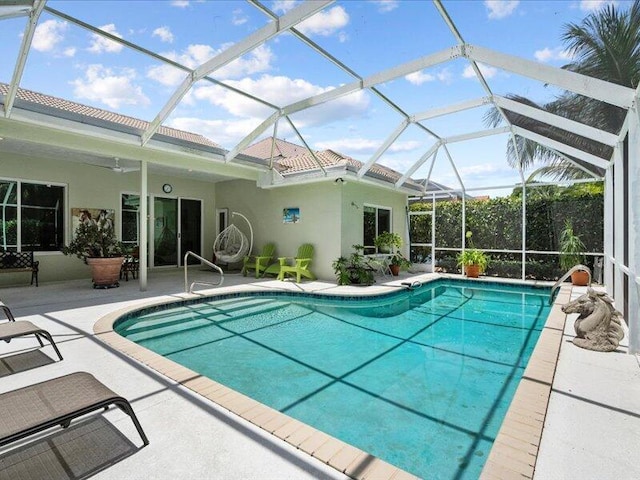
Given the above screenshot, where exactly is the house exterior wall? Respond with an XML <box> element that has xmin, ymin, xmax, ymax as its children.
<box><xmin>214</xmin><ymin>179</ymin><xmax>408</xmax><ymax>281</ymax></box>
<box><xmin>215</xmin><ymin>179</ymin><xmax>343</xmax><ymax>280</ymax></box>
<box><xmin>0</xmin><ymin>152</ymin><xmax>217</xmax><ymax>286</ymax></box>
<box><xmin>340</xmin><ymin>181</ymin><xmax>409</xmax><ymax>257</ymax></box>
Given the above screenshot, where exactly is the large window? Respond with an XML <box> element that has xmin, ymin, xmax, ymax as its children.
<box><xmin>0</xmin><ymin>180</ymin><xmax>65</xmax><ymax>252</ymax></box>
<box><xmin>363</xmin><ymin>205</ymin><xmax>391</xmax><ymax>254</ymax></box>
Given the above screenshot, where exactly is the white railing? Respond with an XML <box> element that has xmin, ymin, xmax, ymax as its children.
<box><xmin>184</xmin><ymin>251</ymin><xmax>224</xmax><ymax>293</ymax></box>
<box><xmin>549</xmin><ymin>264</ymin><xmax>592</xmax><ymax>304</ymax></box>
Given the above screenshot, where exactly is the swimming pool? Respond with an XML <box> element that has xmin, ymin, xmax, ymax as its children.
<box><xmin>115</xmin><ymin>279</ymin><xmax>551</xmax><ymax>479</ymax></box>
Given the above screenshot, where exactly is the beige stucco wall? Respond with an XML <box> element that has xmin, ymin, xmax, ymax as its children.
<box><xmin>0</xmin><ymin>151</ymin><xmax>217</xmax><ymax>286</ymax></box>
<box><xmin>215</xmin><ymin>178</ymin><xmax>408</xmax><ymax>281</ymax></box>
<box><xmin>215</xmin><ymin>179</ymin><xmax>343</xmax><ymax>280</ymax></box>
<box><xmin>340</xmin><ymin>181</ymin><xmax>409</xmax><ymax>257</ymax></box>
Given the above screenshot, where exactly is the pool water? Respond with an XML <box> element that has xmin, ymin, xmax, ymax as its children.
<box><xmin>116</xmin><ymin>279</ymin><xmax>551</xmax><ymax>479</ymax></box>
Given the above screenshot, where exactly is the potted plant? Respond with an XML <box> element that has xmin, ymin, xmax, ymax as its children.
<box><xmin>389</xmin><ymin>253</ymin><xmax>411</xmax><ymax>276</ymax></box>
<box><xmin>559</xmin><ymin>220</ymin><xmax>589</xmax><ymax>286</ymax></box>
<box><xmin>457</xmin><ymin>231</ymin><xmax>489</xmax><ymax>278</ymax></box>
<box><xmin>332</xmin><ymin>245</ymin><xmax>375</xmax><ymax>286</ymax></box>
<box><xmin>63</xmin><ymin>214</ymin><xmax>125</xmax><ymax>288</ymax></box>
<box><xmin>374</xmin><ymin>231</ymin><xmax>402</xmax><ymax>253</ymax></box>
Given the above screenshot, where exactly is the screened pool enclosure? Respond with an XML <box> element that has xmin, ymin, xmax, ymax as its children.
<box><xmin>0</xmin><ymin>1</ymin><xmax>638</xmax><ymax>353</ymax></box>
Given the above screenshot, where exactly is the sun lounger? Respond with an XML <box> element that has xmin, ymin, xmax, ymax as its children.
<box><xmin>0</xmin><ymin>371</ymin><xmax>149</xmax><ymax>447</ymax></box>
<box><xmin>1</xmin><ymin>301</ymin><xmax>63</xmax><ymax>361</ymax></box>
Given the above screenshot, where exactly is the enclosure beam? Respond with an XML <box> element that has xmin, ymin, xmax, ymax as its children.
<box><xmin>395</xmin><ymin>141</ymin><xmax>440</xmax><ymax>187</ymax></box>
<box><xmin>464</xmin><ymin>44</ymin><xmax>635</xmax><ymax>109</ymax></box>
<box><xmin>513</xmin><ymin>126</ymin><xmax>609</xmax><ymax>170</ymax></box>
<box><xmin>511</xmin><ymin>133</ymin><xmax>526</xmax><ymax>281</ymax></box>
<box><xmin>627</xmin><ymin>102</ymin><xmax>640</xmax><ymax>353</ymax></box>
<box><xmin>444</xmin><ymin>126</ymin><xmax>510</xmax><ymax>144</ymax></box>
<box><xmin>4</xmin><ymin>0</ymin><xmax>46</xmax><ymax>118</ymax></box>
<box><xmin>141</xmin><ymin>0</ymin><xmax>331</xmax><ymax>146</ymax></box>
<box><xmin>225</xmin><ymin>110</ymin><xmax>281</xmax><ymax>162</ymax></box>
<box><xmin>359</xmin><ymin>120</ymin><xmax>410</xmax><ymax>178</ymax></box>
<box><xmin>139</xmin><ymin>158</ymin><xmax>148</xmax><ymax>291</ymax></box>
<box><xmin>494</xmin><ymin>95</ymin><xmax>619</xmax><ymax>147</ymax></box>
<box><xmin>411</xmin><ymin>97</ymin><xmax>491</xmax><ymax>122</ymax></box>
<box><xmin>604</xmin><ymin>164</ymin><xmax>614</xmax><ymax>297</ymax></box>
<box><xmin>613</xmin><ymin>140</ymin><xmax>625</xmax><ymax>322</ymax></box>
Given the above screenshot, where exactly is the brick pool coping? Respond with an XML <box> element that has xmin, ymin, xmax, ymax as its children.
<box><xmin>93</xmin><ymin>280</ymin><xmax>571</xmax><ymax>480</ymax></box>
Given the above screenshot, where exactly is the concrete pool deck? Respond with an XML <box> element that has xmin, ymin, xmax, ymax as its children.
<box><xmin>0</xmin><ymin>268</ymin><xmax>638</xmax><ymax>479</ymax></box>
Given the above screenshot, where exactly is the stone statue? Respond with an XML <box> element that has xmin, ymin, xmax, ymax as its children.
<box><xmin>561</xmin><ymin>288</ymin><xmax>625</xmax><ymax>352</ymax></box>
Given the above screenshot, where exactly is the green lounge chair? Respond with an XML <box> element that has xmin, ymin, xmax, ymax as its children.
<box><xmin>276</xmin><ymin>244</ymin><xmax>316</xmax><ymax>283</ymax></box>
<box><xmin>242</xmin><ymin>243</ymin><xmax>276</xmax><ymax>278</ymax></box>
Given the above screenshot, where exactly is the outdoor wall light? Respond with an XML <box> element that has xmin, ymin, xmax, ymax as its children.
<box><xmin>334</xmin><ymin>177</ymin><xmax>345</xmax><ymax>184</ymax></box>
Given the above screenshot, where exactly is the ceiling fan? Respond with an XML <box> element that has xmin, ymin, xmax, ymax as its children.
<box><xmin>95</xmin><ymin>157</ymin><xmax>139</xmax><ymax>173</ymax></box>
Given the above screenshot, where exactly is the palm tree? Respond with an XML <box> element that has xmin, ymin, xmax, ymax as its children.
<box><xmin>486</xmin><ymin>1</ymin><xmax>640</xmax><ymax>180</ymax></box>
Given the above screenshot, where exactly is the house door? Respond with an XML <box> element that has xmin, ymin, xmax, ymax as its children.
<box><xmin>152</xmin><ymin>197</ymin><xmax>202</xmax><ymax>267</ymax></box>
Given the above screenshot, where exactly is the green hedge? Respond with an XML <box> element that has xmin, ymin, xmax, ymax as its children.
<box><xmin>410</xmin><ymin>185</ymin><xmax>603</xmax><ymax>280</ymax></box>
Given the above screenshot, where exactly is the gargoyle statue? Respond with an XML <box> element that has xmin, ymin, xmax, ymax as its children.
<box><xmin>561</xmin><ymin>288</ymin><xmax>625</xmax><ymax>352</ymax></box>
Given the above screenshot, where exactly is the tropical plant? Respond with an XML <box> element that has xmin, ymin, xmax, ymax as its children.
<box><xmin>456</xmin><ymin>249</ymin><xmax>489</xmax><ymax>272</ymax></box>
<box><xmin>374</xmin><ymin>231</ymin><xmax>403</xmax><ymax>252</ymax></box>
<box><xmin>485</xmin><ymin>1</ymin><xmax>640</xmax><ymax>181</ymax></box>
<box><xmin>559</xmin><ymin>220</ymin><xmax>586</xmax><ymax>270</ymax></box>
<box><xmin>332</xmin><ymin>244</ymin><xmax>375</xmax><ymax>286</ymax></box>
<box><xmin>390</xmin><ymin>252</ymin><xmax>411</xmax><ymax>268</ymax></box>
<box><xmin>63</xmin><ymin>216</ymin><xmax>124</xmax><ymax>261</ymax></box>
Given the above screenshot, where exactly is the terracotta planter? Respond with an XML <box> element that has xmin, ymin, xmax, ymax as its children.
<box><xmin>390</xmin><ymin>264</ymin><xmax>400</xmax><ymax>276</ymax></box>
<box><xmin>571</xmin><ymin>270</ymin><xmax>590</xmax><ymax>286</ymax></box>
<box><xmin>86</xmin><ymin>257</ymin><xmax>124</xmax><ymax>288</ymax></box>
<box><xmin>465</xmin><ymin>264</ymin><xmax>480</xmax><ymax>278</ymax></box>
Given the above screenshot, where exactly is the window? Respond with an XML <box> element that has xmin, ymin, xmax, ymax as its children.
<box><xmin>0</xmin><ymin>180</ymin><xmax>65</xmax><ymax>252</ymax></box>
<box><xmin>363</xmin><ymin>205</ymin><xmax>391</xmax><ymax>254</ymax></box>
<box><xmin>121</xmin><ymin>194</ymin><xmax>140</xmax><ymax>248</ymax></box>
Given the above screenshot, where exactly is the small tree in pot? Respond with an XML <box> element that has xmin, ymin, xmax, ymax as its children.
<box><xmin>559</xmin><ymin>220</ymin><xmax>589</xmax><ymax>285</ymax></box>
<box><xmin>63</xmin><ymin>214</ymin><xmax>125</xmax><ymax>288</ymax></box>
<box><xmin>374</xmin><ymin>231</ymin><xmax>402</xmax><ymax>253</ymax></box>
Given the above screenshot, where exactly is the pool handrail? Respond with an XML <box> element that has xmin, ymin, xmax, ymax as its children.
<box><xmin>549</xmin><ymin>264</ymin><xmax>591</xmax><ymax>304</ymax></box>
<box><xmin>184</xmin><ymin>251</ymin><xmax>224</xmax><ymax>293</ymax></box>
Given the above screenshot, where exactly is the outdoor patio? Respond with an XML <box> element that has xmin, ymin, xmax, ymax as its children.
<box><xmin>0</xmin><ymin>269</ymin><xmax>638</xmax><ymax>479</ymax></box>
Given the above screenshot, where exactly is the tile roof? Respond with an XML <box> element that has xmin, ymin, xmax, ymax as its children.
<box><xmin>0</xmin><ymin>83</ymin><xmax>221</xmax><ymax>149</ymax></box>
<box><xmin>244</xmin><ymin>138</ymin><xmax>422</xmax><ymax>190</ymax></box>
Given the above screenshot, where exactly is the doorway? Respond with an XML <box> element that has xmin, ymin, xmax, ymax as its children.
<box><xmin>152</xmin><ymin>196</ymin><xmax>202</xmax><ymax>267</ymax></box>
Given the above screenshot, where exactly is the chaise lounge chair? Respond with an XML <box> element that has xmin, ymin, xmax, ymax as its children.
<box><xmin>1</xmin><ymin>301</ymin><xmax>63</xmax><ymax>361</ymax></box>
<box><xmin>0</xmin><ymin>371</ymin><xmax>149</xmax><ymax>447</ymax></box>
<box><xmin>277</xmin><ymin>243</ymin><xmax>317</xmax><ymax>283</ymax></box>
<box><xmin>242</xmin><ymin>242</ymin><xmax>276</xmax><ymax>278</ymax></box>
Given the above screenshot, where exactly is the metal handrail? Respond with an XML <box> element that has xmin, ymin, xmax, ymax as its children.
<box><xmin>184</xmin><ymin>251</ymin><xmax>224</xmax><ymax>293</ymax></box>
<box><xmin>549</xmin><ymin>264</ymin><xmax>591</xmax><ymax>304</ymax></box>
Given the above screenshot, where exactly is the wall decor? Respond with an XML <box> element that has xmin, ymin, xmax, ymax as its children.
<box><xmin>71</xmin><ymin>208</ymin><xmax>115</xmax><ymax>233</ymax></box>
<box><xmin>283</xmin><ymin>207</ymin><xmax>300</xmax><ymax>224</ymax></box>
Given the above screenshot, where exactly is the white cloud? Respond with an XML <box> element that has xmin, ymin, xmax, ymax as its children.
<box><xmin>71</xmin><ymin>64</ymin><xmax>150</xmax><ymax>109</ymax></box>
<box><xmin>297</xmin><ymin>6</ymin><xmax>349</xmax><ymax>37</ymax></box>
<box><xmin>580</xmin><ymin>0</ymin><xmax>618</xmax><ymax>11</ymax></box>
<box><xmin>371</xmin><ymin>0</ymin><xmax>399</xmax><ymax>13</ymax></box>
<box><xmin>534</xmin><ymin>46</ymin><xmax>573</xmax><ymax>63</ymax></box>
<box><xmin>147</xmin><ymin>44</ymin><xmax>274</xmax><ymax>86</ymax></box>
<box><xmin>232</xmin><ymin>9</ymin><xmax>248</xmax><ymax>26</ymax></box>
<box><xmin>405</xmin><ymin>71</ymin><xmax>435</xmax><ymax>86</ymax></box>
<box><xmin>484</xmin><ymin>0</ymin><xmax>519</xmax><ymax>19</ymax></box>
<box><xmin>192</xmin><ymin>74</ymin><xmax>369</xmax><ymax>128</ymax></box>
<box><xmin>153</xmin><ymin>26</ymin><xmax>174</xmax><ymax>43</ymax></box>
<box><xmin>389</xmin><ymin>141</ymin><xmax>421</xmax><ymax>153</ymax></box>
<box><xmin>88</xmin><ymin>24</ymin><xmax>123</xmax><ymax>53</ymax></box>
<box><xmin>463</xmin><ymin>63</ymin><xmax>497</xmax><ymax>79</ymax></box>
<box><xmin>63</xmin><ymin>47</ymin><xmax>76</xmax><ymax>57</ymax></box>
<box><xmin>168</xmin><ymin>116</ymin><xmax>263</xmax><ymax>147</ymax></box>
<box><xmin>171</xmin><ymin>1</ymin><xmax>190</xmax><ymax>7</ymax></box>
<box><xmin>32</xmin><ymin>19</ymin><xmax>68</xmax><ymax>52</ymax></box>
<box><xmin>437</xmin><ymin>68</ymin><xmax>453</xmax><ymax>84</ymax></box>
<box><xmin>272</xmin><ymin>1</ymin><xmax>297</xmax><ymax>14</ymax></box>
<box><xmin>314</xmin><ymin>138</ymin><xmax>421</xmax><ymax>155</ymax></box>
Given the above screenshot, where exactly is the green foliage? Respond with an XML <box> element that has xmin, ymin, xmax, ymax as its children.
<box><xmin>390</xmin><ymin>253</ymin><xmax>411</xmax><ymax>268</ymax></box>
<box><xmin>410</xmin><ymin>187</ymin><xmax>603</xmax><ymax>280</ymax></box>
<box><xmin>559</xmin><ymin>220</ymin><xmax>586</xmax><ymax>270</ymax></box>
<box><xmin>63</xmin><ymin>217</ymin><xmax>124</xmax><ymax>260</ymax></box>
<box><xmin>374</xmin><ymin>231</ymin><xmax>403</xmax><ymax>251</ymax></box>
<box><xmin>456</xmin><ymin>249</ymin><xmax>489</xmax><ymax>271</ymax></box>
<box><xmin>332</xmin><ymin>244</ymin><xmax>374</xmax><ymax>286</ymax></box>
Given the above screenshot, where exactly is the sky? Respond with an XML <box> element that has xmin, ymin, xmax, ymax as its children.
<box><xmin>0</xmin><ymin>0</ymin><xmax>629</xmax><ymax>196</ymax></box>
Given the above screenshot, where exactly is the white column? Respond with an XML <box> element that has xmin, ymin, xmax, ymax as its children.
<box><xmin>139</xmin><ymin>159</ymin><xmax>148</xmax><ymax>291</ymax></box>
<box><xmin>627</xmin><ymin>105</ymin><xmax>640</xmax><ymax>353</ymax></box>
<box><xmin>613</xmin><ymin>142</ymin><xmax>624</xmax><ymax>313</ymax></box>
<box><xmin>603</xmin><ymin>165</ymin><xmax>614</xmax><ymax>295</ymax></box>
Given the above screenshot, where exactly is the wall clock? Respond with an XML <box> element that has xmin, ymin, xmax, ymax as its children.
<box><xmin>162</xmin><ymin>183</ymin><xmax>173</xmax><ymax>193</ymax></box>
